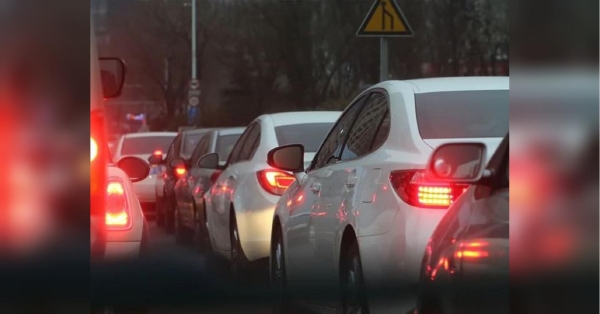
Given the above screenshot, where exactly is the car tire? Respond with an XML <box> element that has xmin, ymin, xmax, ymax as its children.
<box><xmin>341</xmin><ymin>240</ymin><xmax>370</xmax><ymax>314</ymax></box>
<box><xmin>174</xmin><ymin>207</ymin><xmax>193</xmax><ymax>245</ymax></box>
<box><xmin>194</xmin><ymin>201</ymin><xmax>212</xmax><ymax>254</ymax></box>
<box><xmin>230</xmin><ymin>212</ymin><xmax>249</xmax><ymax>285</ymax></box>
<box><xmin>271</xmin><ymin>224</ymin><xmax>293</xmax><ymax>314</ymax></box>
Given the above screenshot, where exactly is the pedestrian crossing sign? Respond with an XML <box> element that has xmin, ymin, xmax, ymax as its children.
<box><xmin>356</xmin><ymin>0</ymin><xmax>413</xmax><ymax>37</ymax></box>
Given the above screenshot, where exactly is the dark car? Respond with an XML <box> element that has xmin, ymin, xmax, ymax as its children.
<box><xmin>150</xmin><ymin>128</ymin><xmax>214</xmax><ymax>233</ymax></box>
<box><xmin>415</xmin><ymin>134</ymin><xmax>509</xmax><ymax>314</ymax></box>
<box><xmin>172</xmin><ymin>127</ymin><xmax>245</xmax><ymax>249</ymax></box>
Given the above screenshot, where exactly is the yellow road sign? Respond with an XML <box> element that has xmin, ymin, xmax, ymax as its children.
<box><xmin>357</xmin><ymin>0</ymin><xmax>413</xmax><ymax>37</ymax></box>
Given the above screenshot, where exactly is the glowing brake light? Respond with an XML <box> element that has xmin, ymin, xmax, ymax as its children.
<box><xmin>153</xmin><ymin>150</ymin><xmax>163</xmax><ymax>156</ymax></box>
<box><xmin>105</xmin><ymin>179</ymin><xmax>132</xmax><ymax>229</ymax></box>
<box><xmin>91</xmin><ymin>137</ymin><xmax>98</xmax><ymax>162</ymax></box>
<box><xmin>257</xmin><ymin>170</ymin><xmax>295</xmax><ymax>196</ymax></box>
<box><xmin>175</xmin><ymin>167</ymin><xmax>186</xmax><ymax>176</ymax></box>
<box><xmin>389</xmin><ymin>170</ymin><xmax>469</xmax><ymax>209</ymax></box>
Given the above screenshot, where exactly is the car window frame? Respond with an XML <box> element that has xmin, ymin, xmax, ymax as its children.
<box><xmin>308</xmin><ymin>94</ymin><xmax>369</xmax><ymax>172</ymax></box>
<box><xmin>190</xmin><ymin>133</ymin><xmax>212</xmax><ymax>168</ymax></box>
<box><xmin>238</xmin><ymin>122</ymin><xmax>261</xmax><ymax>162</ymax></box>
<box><xmin>226</xmin><ymin>123</ymin><xmax>256</xmax><ymax>166</ymax></box>
<box><xmin>339</xmin><ymin>89</ymin><xmax>390</xmax><ymax>162</ymax></box>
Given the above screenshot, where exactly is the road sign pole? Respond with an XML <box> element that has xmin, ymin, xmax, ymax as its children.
<box><xmin>191</xmin><ymin>0</ymin><xmax>197</xmax><ymax>80</ymax></box>
<box><xmin>379</xmin><ymin>37</ymin><xmax>389</xmax><ymax>82</ymax></box>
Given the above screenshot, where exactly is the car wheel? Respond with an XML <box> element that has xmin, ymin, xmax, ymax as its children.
<box><xmin>174</xmin><ymin>208</ymin><xmax>192</xmax><ymax>244</ymax></box>
<box><xmin>194</xmin><ymin>201</ymin><xmax>212</xmax><ymax>254</ymax></box>
<box><xmin>341</xmin><ymin>240</ymin><xmax>369</xmax><ymax>314</ymax></box>
<box><xmin>230</xmin><ymin>213</ymin><xmax>248</xmax><ymax>285</ymax></box>
<box><xmin>271</xmin><ymin>225</ymin><xmax>292</xmax><ymax>313</ymax></box>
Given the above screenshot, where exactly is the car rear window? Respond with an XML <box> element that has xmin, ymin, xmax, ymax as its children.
<box><xmin>120</xmin><ymin>136</ymin><xmax>175</xmax><ymax>156</ymax></box>
<box><xmin>415</xmin><ymin>90</ymin><xmax>508</xmax><ymax>139</ymax></box>
<box><xmin>216</xmin><ymin>134</ymin><xmax>242</xmax><ymax>162</ymax></box>
<box><xmin>275</xmin><ymin>123</ymin><xmax>334</xmax><ymax>153</ymax></box>
<box><xmin>182</xmin><ymin>132</ymin><xmax>207</xmax><ymax>156</ymax></box>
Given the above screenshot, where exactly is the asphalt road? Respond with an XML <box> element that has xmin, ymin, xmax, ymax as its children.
<box><xmin>95</xmin><ymin>221</ymin><xmax>417</xmax><ymax>314</ymax></box>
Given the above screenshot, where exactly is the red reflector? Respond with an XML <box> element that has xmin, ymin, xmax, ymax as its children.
<box><xmin>389</xmin><ymin>170</ymin><xmax>469</xmax><ymax>209</ymax></box>
<box><xmin>105</xmin><ymin>179</ymin><xmax>131</xmax><ymax>229</ymax></box>
<box><xmin>257</xmin><ymin>170</ymin><xmax>295</xmax><ymax>196</ymax></box>
<box><xmin>91</xmin><ymin>137</ymin><xmax>98</xmax><ymax>162</ymax></box>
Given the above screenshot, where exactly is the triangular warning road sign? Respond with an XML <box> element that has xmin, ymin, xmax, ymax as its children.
<box><xmin>356</xmin><ymin>0</ymin><xmax>414</xmax><ymax>37</ymax></box>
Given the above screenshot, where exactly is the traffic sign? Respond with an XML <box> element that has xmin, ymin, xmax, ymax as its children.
<box><xmin>356</xmin><ymin>0</ymin><xmax>413</xmax><ymax>37</ymax></box>
<box><xmin>189</xmin><ymin>96</ymin><xmax>199</xmax><ymax>107</ymax></box>
<box><xmin>190</xmin><ymin>79</ymin><xmax>200</xmax><ymax>90</ymax></box>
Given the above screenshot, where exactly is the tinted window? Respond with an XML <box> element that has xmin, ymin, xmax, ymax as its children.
<box><xmin>275</xmin><ymin>123</ymin><xmax>335</xmax><ymax>153</ymax></box>
<box><xmin>372</xmin><ymin>111</ymin><xmax>391</xmax><ymax>151</ymax></box>
<box><xmin>239</xmin><ymin>124</ymin><xmax>261</xmax><ymax>162</ymax></box>
<box><xmin>216</xmin><ymin>134</ymin><xmax>242</xmax><ymax>162</ymax></box>
<box><xmin>415</xmin><ymin>90</ymin><xmax>508</xmax><ymax>139</ymax></box>
<box><xmin>312</xmin><ymin>96</ymin><xmax>365</xmax><ymax>170</ymax></box>
<box><xmin>228</xmin><ymin>124</ymin><xmax>254</xmax><ymax>165</ymax></box>
<box><xmin>190</xmin><ymin>134</ymin><xmax>211</xmax><ymax>167</ymax></box>
<box><xmin>120</xmin><ymin>136</ymin><xmax>175</xmax><ymax>156</ymax></box>
<box><xmin>341</xmin><ymin>92</ymin><xmax>388</xmax><ymax>160</ymax></box>
<box><xmin>182</xmin><ymin>132</ymin><xmax>208</xmax><ymax>157</ymax></box>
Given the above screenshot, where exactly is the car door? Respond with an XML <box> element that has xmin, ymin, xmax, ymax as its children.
<box><xmin>312</xmin><ymin>91</ymin><xmax>390</xmax><ymax>284</ymax></box>
<box><xmin>208</xmin><ymin>125</ymin><xmax>254</xmax><ymax>252</ymax></box>
<box><xmin>285</xmin><ymin>95</ymin><xmax>366</xmax><ymax>284</ymax></box>
<box><xmin>179</xmin><ymin>134</ymin><xmax>211</xmax><ymax>228</ymax></box>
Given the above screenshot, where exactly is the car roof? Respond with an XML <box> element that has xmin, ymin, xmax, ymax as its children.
<box><xmin>122</xmin><ymin>132</ymin><xmax>177</xmax><ymax>138</ymax></box>
<box><xmin>217</xmin><ymin>127</ymin><xmax>246</xmax><ymax>136</ymax></box>
<box><xmin>182</xmin><ymin>128</ymin><xmax>215</xmax><ymax>136</ymax></box>
<box><xmin>260</xmin><ymin>111</ymin><xmax>342</xmax><ymax>127</ymax></box>
<box><xmin>374</xmin><ymin>76</ymin><xmax>509</xmax><ymax>94</ymax></box>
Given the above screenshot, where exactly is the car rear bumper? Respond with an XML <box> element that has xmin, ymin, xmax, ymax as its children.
<box><xmin>236</xmin><ymin>204</ymin><xmax>277</xmax><ymax>262</ymax></box>
<box><xmin>359</xmin><ymin>205</ymin><xmax>447</xmax><ymax>289</ymax></box>
<box><xmin>104</xmin><ymin>241</ymin><xmax>141</xmax><ymax>261</ymax></box>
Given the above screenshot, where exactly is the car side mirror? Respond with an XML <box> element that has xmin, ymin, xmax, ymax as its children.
<box><xmin>117</xmin><ymin>156</ymin><xmax>150</xmax><ymax>183</ymax></box>
<box><xmin>197</xmin><ymin>153</ymin><xmax>219</xmax><ymax>169</ymax></box>
<box><xmin>99</xmin><ymin>58</ymin><xmax>126</xmax><ymax>98</ymax></box>
<box><xmin>425</xmin><ymin>143</ymin><xmax>488</xmax><ymax>183</ymax></box>
<box><xmin>148</xmin><ymin>153</ymin><xmax>164</xmax><ymax>165</ymax></box>
<box><xmin>267</xmin><ymin>144</ymin><xmax>305</xmax><ymax>173</ymax></box>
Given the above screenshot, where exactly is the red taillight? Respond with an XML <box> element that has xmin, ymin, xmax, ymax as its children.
<box><xmin>153</xmin><ymin>150</ymin><xmax>163</xmax><ymax>156</ymax></box>
<box><xmin>91</xmin><ymin>137</ymin><xmax>98</xmax><ymax>162</ymax></box>
<box><xmin>210</xmin><ymin>170</ymin><xmax>222</xmax><ymax>185</ymax></box>
<box><xmin>105</xmin><ymin>179</ymin><xmax>132</xmax><ymax>229</ymax></box>
<box><xmin>389</xmin><ymin>170</ymin><xmax>468</xmax><ymax>209</ymax></box>
<box><xmin>257</xmin><ymin>170</ymin><xmax>295</xmax><ymax>196</ymax></box>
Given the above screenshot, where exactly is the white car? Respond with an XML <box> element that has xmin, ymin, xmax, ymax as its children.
<box><xmin>104</xmin><ymin>157</ymin><xmax>151</xmax><ymax>261</ymax></box>
<box><xmin>267</xmin><ymin>77</ymin><xmax>509</xmax><ymax>312</ymax></box>
<box><xmin>112</xmin><ymin>132</ymin><xmax>177</xmax><ymax>217</ymax></box>
<box><xmin>203</xmin><ymin>112</ymin><xmax>341</xmax><ymax>278</ymax></box>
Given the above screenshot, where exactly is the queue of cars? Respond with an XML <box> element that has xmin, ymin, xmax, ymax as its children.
<box><xmin>113</xmin><ymin>76</ymin><xmax>509</xmax><ymax>313</ymax></box>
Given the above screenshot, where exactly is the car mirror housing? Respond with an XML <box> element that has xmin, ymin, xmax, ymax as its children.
<box><xmin>425</xmin><ymin>143</ymin><xmax>487</xmax><ymax>183</ymax></box>
<box><xmin>267</xmin><ymin>144</ymin><xmax>305</xmax><ymax>173</ymax></box>
<box><xmin>117</xmin><ymin>156</ymin><xmax>150</xmax><ymax>183</ymax></box>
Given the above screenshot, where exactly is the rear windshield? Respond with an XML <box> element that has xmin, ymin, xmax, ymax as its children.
<box><xmin>182</xmin><ymin>132</ymin><xmax>207</xmax><ymax>156</ymax></box>
<box><xmin>415</xmin><ymin>90</ymin><xmax>508</xmax><ymax>139</ymax></box>
<box><xmin>120</xmin><ymin>136</ymin><xmax>175</xmax><ymax>156</ymax></box>
<box><xmin>216</xmin><ymin>134</ymin><xmax>242</xmax><ymax>162</ymax></box>
<box><xmin>275</xmin><ymin>123</ymin><xmax>334</xmax><ymax>153</ymax></box>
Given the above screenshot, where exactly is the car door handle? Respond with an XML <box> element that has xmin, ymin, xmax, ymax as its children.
<box><xmin>310</xmin><ymin>182</ymin><xmax>322</xmax><ymax>193</ymax></box>
<box><xmin>228</xmin><ymin>174</ymin><xmax>237</xmax><ymax>180</ymax></box>
<box><xmin>346</xmin><ymin>175</ymin><xmax>358</xmax><ymax>188</ymax></box>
